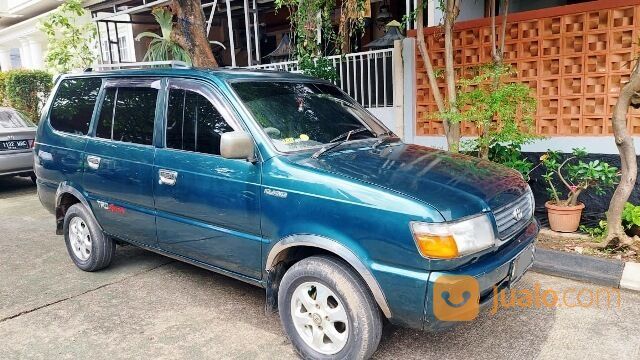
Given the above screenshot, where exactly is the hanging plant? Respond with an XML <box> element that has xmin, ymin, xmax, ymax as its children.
<box><xmin>135</xmin><ymin>7</ymin><xmax>191</xmax><ymax>65</ymax></box>
<box><xmin>274</xmin><ymin>0</ymin><xmax>367</xmax><ymax>59</ymax></box>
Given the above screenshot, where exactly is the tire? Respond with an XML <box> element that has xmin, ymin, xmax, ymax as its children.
<box><xmin>278</xmin><ymin>255</ymin><xmax>382</xmax><ymax>360</ymax></box>
<box><xmin>63</xmin><ymin>203</ymin><xmax>115</xmax><ymax>272</ymax></box>
<box><xmin>29</xmin><ymin>172</ymin><xmax>36</xmax><ymax>185</ymax></box>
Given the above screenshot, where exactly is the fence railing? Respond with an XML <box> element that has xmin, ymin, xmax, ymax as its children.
<box><xmin>247</xmin><ymin>48</ymin><xmax>395</xmax><ymax>108</ymax></box>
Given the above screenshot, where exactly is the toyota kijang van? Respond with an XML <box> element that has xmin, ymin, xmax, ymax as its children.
<box><xmin>35</xmin><ymin>66</ymin><xmax>538</xmax><ymax>359</ymax></box>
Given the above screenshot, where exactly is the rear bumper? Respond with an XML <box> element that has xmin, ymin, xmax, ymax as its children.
<box><xmin>0</xmin><ymin>150</ymin><xmax>33</xmax><ymax>176</ymax></box>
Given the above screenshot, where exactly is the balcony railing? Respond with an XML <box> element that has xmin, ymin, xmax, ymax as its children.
<box><xmin>247</xmin><ymin>48</ymin><xmax>395</xmax><ymax>108</ymax></box>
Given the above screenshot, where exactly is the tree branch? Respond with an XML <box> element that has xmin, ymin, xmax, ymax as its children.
<box><xmin>499</xmin><ymin>0</ymin><xmax>509</xmax><ymax>59</ymax></box>
<box><xmin>443</xmin><ymin>0</ymin><xmax>461</xmax><ymax>151</ymax></box>
<box><xmin>490</xmin><ymin>0</ymin><xmax>497</xmax><ymax>61</ymax></box>
<box><xmin>416</xmin><ymin>1</ymin><xmax>445</xmax><ymax>113</ymax></box>
<box><xmin>556</xmin><ymin>155</ymin><xmax>576</xmax><ymax>199</ymax></box>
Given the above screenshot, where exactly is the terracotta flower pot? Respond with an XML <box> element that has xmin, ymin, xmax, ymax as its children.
<box><xmin>545</xmin><ymin>201</ymin><xmax>585</xmax><ymax>233</ymax></box>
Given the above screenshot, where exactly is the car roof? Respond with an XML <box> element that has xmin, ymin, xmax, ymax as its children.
<box><xmin>61</xmin><ymin>67</ymin><xmax>325</xmax><ymax>84</ymax></box>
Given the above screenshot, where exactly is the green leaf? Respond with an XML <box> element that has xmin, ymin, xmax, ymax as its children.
<box><xmin>135</xmin><ymin>32</ymin><xmax>162</xmax><ymax>41</ymax></box>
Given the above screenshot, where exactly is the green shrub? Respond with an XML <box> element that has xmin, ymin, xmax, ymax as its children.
<box><xmin>298</xmin><ymin>55</ymin><xmax>338</xmax><ymax>82</ymax></box>
<box><xmin>538</xmin><ymin>148</ymin><xmax>619</xmax><ymax>207</ymax></box>
<box><xmin>622</xmin><ymin>202</ymin><xmax>640</xmax><ymax>229</ymax></box>
<box><xmin>488</xmin><ymin>142</ymin><xmax>534</xmax><ymax>180</ymax></box>
<box><xmin>0</xmin><ymin>72</ymin><xmax>5</xmax><ymax>106</ymax></box>
<box><xmin>3</xmin><ymin>70</ymin><xmax>53</xmax><ymax>122</ymax></box>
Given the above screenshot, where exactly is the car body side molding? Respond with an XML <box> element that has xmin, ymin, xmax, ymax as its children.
<box><xmin>265</xmin><ymin>234</ymin><xmax>392</xmax><ymax>318</ymax></box>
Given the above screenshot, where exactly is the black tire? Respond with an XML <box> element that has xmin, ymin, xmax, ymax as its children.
<box><xmin>63</xmin><ymin>203</ymin><xmax>115</xmax><ymax>272</ymax></box>
<box><xmin>29</xmin><ymin>172</ymin><xmax>36</xmax><ymax>185</ymax></box>
<box><xmin>278</xmin><ymin>255</ymin><xmax>382</xmax><ymax>360</ymax></box>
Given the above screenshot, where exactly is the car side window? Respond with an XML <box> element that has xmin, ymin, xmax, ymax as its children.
<box><xmin>95</xmin><ymin>86</ymin><xmax>158</xmax><ymax>145</ymax></box>
<box><xmin>165</xmin><ymin>88</ymin><xmax>234</xmax><ymax>155</ymax></box>
<box><xmin>49</xmin><ymin>78</ymin><xmax>102</xmax><ymax>135</ymax></box>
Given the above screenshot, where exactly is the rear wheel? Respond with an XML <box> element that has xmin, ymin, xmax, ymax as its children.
<box><xmin>278</xmin><ymin>255</ymin><xmax>382</xmax><ymax>360</ymax></box>
<box><xmin>63</xmin><ymin>203</ymin><xmax>115</xmax><ymax>271</ymax></box>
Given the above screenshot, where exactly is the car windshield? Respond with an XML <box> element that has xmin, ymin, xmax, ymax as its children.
<box><xmin>231</xmin><ymin>81</ymin><xmax>386</xmax><ymax>152</ymax></box>
<box><xmin>0</xmin><ymin>109</ymin><xmax>34</xmax><ymax>129</ymax></box>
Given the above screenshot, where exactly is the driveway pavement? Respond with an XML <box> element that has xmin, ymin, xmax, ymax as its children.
<box><xmin>1</xmin><ymin>176</ymin><xmax>639</xmax><ymax>360</ymax></box>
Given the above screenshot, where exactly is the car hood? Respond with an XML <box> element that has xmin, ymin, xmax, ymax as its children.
<box><xmin>287</xmin><ymin>141</ymin><xmax>529</xmax><ymax>220</ymax></box>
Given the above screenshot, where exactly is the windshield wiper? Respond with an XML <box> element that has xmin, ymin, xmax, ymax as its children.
<box><xmin>372</xmin><ymin>131</ymin><xmax>399</xmax><ymax>148</ymax></box>
<box><xmin>312</xmin><ymin>127</ymin><xmax>368</xmax><ymax>159</ymax></box>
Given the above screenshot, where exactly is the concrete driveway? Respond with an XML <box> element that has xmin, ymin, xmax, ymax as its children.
<box><xmin>1</xmin><ymin>176</ymin><xmax>639</xmax><ymax>360</ymax></box>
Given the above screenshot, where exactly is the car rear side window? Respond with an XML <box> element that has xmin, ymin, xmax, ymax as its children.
<box><xmin>49</xmin><ymin>78</ymin><xmax>102</xmax><ymax>135</ymax></box>
<box><xmin>165</xmin><ymin>88</ymin><xmax>233</xmax><ymax>155</ymax></box>
<box><xmin>95</xmin><ymin>87</ymin><xmax>158</xmax><ymax>145</ymax></box>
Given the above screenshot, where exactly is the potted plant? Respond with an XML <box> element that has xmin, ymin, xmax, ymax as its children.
<box><xmin>623</xmin><ymin>202</ymin><xmax>640</xmax><ymax>237</ymax></box>
<box><xmin>538</xmin><ymin>148</ymin><xmax>619</xmax><ymax>232</ymax></box>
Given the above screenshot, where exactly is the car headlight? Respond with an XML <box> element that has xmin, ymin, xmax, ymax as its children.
<box><xmin>410</xmin><ymin>214</ymin><xmax>496</xmax><ymax>259</ymax></box>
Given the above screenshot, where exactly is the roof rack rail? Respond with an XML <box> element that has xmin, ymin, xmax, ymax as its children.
<box><xmin>85</xmin><ymin>60</ymin><xmax>191</xmax><ymax>72</ymax></box>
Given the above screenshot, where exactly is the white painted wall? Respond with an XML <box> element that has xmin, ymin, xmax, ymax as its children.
<box><xmin>367</xmin><ymin>107</ymin><xmax>398</xmax><ymax>133</ymax></box>
<box><xmin>432</xmin><ymin>0</ymin><xmax>486</xmax><ymax>25</ymax></box>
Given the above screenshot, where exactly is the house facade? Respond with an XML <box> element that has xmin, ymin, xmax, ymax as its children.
<box><xmin>4</xmin><ymin>0</ymin><xmax>640</xmax><ymax>160</ymax></box>
<box><xmin>408</xmin><ymin>0</ymin><xmax>640</xmax><ymax>157</ymax></box>
<box><xmin>0</xmin><ymin>0</ymin><xmax>61</xmax><ymax>70</ymax></box>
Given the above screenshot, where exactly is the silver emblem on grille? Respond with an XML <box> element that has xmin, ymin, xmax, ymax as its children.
<box><xmin>512</xmin><ymin>208</ymin><xmax>523</xmax><ymax>221</ymax></box>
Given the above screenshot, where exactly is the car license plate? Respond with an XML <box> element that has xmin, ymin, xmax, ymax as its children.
<box><xmin>509</xmin><ymin>243</ymin><xmax>535</xmax><ymax>286</ymax></box>
<box><xmin>0</xmin><ymin>140</ymin><xmax>30</xmax><ymax>151</ymax></box>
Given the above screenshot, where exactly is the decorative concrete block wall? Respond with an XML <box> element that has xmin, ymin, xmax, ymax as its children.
<box><xmin>411</xmin><ymin>0</ymin><xmax>640</xmax><ymax>137</ymax></box>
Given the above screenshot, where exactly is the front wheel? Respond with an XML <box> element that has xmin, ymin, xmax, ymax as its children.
<box><xmin>278</xmin><ymin>255</ymin><xmax>382</xmax><ymax>360</ymax></box>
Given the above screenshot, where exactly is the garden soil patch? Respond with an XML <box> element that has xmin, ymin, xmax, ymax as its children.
<box><xmin>537</xmin><ymin>229</ymin><xmax>640</xmax><ymax>263</ymax></box>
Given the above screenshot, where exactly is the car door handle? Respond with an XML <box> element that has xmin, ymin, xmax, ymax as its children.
<box><xmin>86</xmin><ymin>155</ymin><xmax>101</xmax><ymax>170</ymax></box>
<box><xmin>159</xmin><ymin>169</ymin><xmax>178</xmax><ymax>186</ymax></box>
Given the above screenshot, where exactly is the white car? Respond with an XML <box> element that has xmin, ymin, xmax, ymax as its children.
<box><xmin>0</xmin><ymin>107</ymin><xmax>36</xmax><ymax>182</ymax></box>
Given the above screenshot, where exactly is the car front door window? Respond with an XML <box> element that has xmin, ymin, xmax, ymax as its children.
<box><xmin>153</xmin><ymin>81</ymin><xmax>262</xmax><ymax>279</ymax></box>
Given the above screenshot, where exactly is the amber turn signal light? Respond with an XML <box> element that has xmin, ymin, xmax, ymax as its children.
<box><xmin>414</xmin><ymin>234</ymin><xmax>459</xmax><ymax>259</ymax></box>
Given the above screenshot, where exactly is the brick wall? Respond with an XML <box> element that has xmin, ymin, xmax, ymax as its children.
<box><xmin>410</xmin><ymin>0</ymin><xmax>640</xmax><ymax>137</ymax></box>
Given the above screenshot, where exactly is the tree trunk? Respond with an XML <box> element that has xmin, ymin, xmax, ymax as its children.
<box><xmin>604</xmin><ymin>62</ymin><xmax>640</xmax><ymax>248</ymax></box>
<box><xmin>479</xmin><ymin>0</ymin><xmax>509</xmax><ymax>160</ymax></box>
<box><xmin>498</xmin><ymin>0</ymin><xmax>508</xmax><ymax>61</ymax></box>
<box><xmin>490</xmin><ymin>0</ymin><xmax>497</xmax><ymax>61</ymax></box>
<box><xmin>170</xmin><ymin>0</ymin><xmax>218</xmax><ymax>68</ymax></box>
<box><xmin>478</xmin><ymin>142</ymin><xmax>490</xmax><ymax>159</ymax></box>
<box><xmin>416</xmin><ymin>1</ymin><xmax>445</xmax><ymax>113</ymax></box>
<box><xmin>443</xmin><ymin>0</ymin><xmax>461</xmax><ymax>152</ymax></box>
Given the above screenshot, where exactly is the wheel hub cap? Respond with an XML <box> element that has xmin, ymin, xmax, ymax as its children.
<box><xmin>69</xmin><ymin>217</ymin><xmax>91</xmax><ymax>261</ymax></box>
<box><xmin>290</xmin><ymin>281</ymin><xmax>349</xmax><ymax>355</ymax></box>
<box><xmin>312</xmin><ymin>313</ymin><xmax>322</xmax><ymax>325</ymax></box>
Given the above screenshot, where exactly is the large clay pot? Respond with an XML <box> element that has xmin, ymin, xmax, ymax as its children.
<box><xmin>545</xmin><ymin>201</ymin><xmax>585</xmax><ymax>233</ymax></box>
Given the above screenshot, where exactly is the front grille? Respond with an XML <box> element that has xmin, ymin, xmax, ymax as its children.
<box><xmin>492</xmin><ymin>190</ymin><xmax>534</xmax><ymax>240</ymax></box>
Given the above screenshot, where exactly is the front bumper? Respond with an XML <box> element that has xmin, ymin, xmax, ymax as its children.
<box><xmin>369</xmin><ymin>218</ymin><xmax>539</xmax><ymax>330</ymax></box>
<box><xmin>423</xmin><ymin>219</ymin><xmax>539</xmax><ymax>331</ymax></box>
<box><xmin>0</xmin><ymin>150</ymin><xmax>34</xmax><ymax>176</ymax></box>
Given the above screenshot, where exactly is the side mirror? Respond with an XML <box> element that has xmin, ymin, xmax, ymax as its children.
<box><xmin>220</xmin><ymin>131</ymin><xmax>255</xmax><ymax>161</ymax></box>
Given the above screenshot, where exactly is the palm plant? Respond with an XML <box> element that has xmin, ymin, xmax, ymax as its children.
<box><xmin>135</xmin><ymin>7</ymin><xmax>191</xmax><ymax>65</ymax></box>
